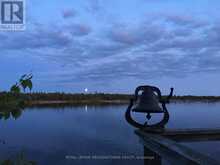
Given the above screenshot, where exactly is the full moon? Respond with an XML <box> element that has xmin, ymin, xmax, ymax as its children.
<box><xmin>84</xmin><ymin>88</ymin><xmax>88</xmax><ymax>93</ymax></box>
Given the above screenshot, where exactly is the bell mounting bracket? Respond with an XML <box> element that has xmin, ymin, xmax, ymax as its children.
<box><xmin>125</xmin><ymin>85</ymin><xmax>174</xmax><ymax>129</ymax></box>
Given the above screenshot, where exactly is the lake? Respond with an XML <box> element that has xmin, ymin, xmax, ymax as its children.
<box><xmin>0</xmin><ymin>103</ymin><xmax>220</xmax><ymax>165</ymax></box>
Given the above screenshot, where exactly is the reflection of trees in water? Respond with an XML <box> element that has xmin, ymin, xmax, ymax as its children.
<box><xmin>0</xmin><ymin>108</ymin><xmax>23</xmax><ymax>154</ymax></box>
<box><xmin>0</xmin><ymin>109</ymin><xmax>22</xmax><ymax>120</ymax></box>
<box><xmin>0</xmin><ymin>152</ymin><xmax>37</xmax><ymax>165</ymax></box>
<box><xmin>0</xmin><ymin>109</ymin><xmax>23</xmax><ymax>145</ymax></box>
<box><xmin>0</xmin><ymin>109</ymin><xmax>30</xmax><ymax>164</ymax></box>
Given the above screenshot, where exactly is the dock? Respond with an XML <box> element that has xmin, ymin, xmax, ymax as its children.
<box><xmin>135</xmin><ymin>128</ymin><xmax>220</xmax><ymax>165</ymax></box>
<box><xmin>162</xmin><ymin>128</ymin><xmax>220</xmax><ymax>142</ymax></box>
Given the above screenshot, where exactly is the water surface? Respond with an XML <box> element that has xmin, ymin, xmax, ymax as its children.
<box><xmin>0</xmin><ymin>103</ymin><xmax>220</xmax><ymax>164</ymax></box>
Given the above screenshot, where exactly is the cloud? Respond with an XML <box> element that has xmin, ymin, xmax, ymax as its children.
<box><xmin>172</xmin><ymin>27</ymin><xmax>193</xmax><ymax>37</ymax></box>
<box><xmin>85</xmin><ymin>0</ymin><xmax>102</xmax><ymax>14</ymax></box>
<box><xmin>59</xmin><ymin>15</ymin><xmax>220</xmax><ymax>83</ymax></box>
<box><xmin>108</xmin><ymin>23</ymin><xmax>165</xmax><ymax>46</ymax></box>
<box><xmin>164</xmin><ymin>14</ymin><xmax>208</xmax><ymax>28</ymax></box>
<box><xmin>2</xmin><ymin>11</ymin><xmax>220</xmax><ymax>87</ymax></box>
<box><xmin>62</xmin><ymin>9</ymin><xmax>77</xmax><ymax>19</ymax></box>
<box><xmin>0</xmin><ymin>30</ymin><xmax>71</xmax><ymax>50</ymax></box>
<box><xmin>0</xmin><ymin>23</ymin><xmax>91</xmax><ymax>50</ymax></box>
<box><xmin>65</xmin><ymin>23</ymin><xmax>91</xmax><ymax>36</ymax></box>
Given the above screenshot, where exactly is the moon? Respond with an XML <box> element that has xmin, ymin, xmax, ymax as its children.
<box><xmin>84</xmin><ymin>88</ymin><xmax>88</xmax><ymax>93</ymax></box>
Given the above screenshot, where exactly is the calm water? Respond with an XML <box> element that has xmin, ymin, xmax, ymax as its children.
<box><xmin>0</xmin><ymin>103</ymin><xmax>220</xmax><ymax>164</ymax></box>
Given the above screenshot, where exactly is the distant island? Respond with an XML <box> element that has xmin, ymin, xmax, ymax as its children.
<box><xmin>1</xmin><ymin>92</ymin><xmax>220</xmax><ymax>108</ymax></box>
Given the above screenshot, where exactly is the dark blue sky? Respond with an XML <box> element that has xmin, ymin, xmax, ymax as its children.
<box><xmin>1</xmin><ymin>0</ymin><xmax>220</xmax><ymax>95</ymax></box>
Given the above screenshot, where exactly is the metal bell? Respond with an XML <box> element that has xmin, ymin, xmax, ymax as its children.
<box><xmin>132</xmin><ymin>87</ymin><xmax>163</xmax><ymax>113</ymax></box>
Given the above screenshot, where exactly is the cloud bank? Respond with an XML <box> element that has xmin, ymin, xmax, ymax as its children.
<box><xmin>1</xmin><ymin>0</ymin><xmax>220</xmax><ymax>93</ymax></box>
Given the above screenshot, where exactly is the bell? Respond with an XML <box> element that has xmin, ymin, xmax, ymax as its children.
<box><xmin>132</xmin><ymin>87</ymin><xmax>163</xmax><ymax>113</ymax></box>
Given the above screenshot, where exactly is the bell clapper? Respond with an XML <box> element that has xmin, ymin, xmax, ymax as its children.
<box><xmin>144</xmin><ymin>121</ymin><xmax>148</xmax><ymax>126</ymax></box>
<box><xmin>146</xmin><ymin>113</ymin><xmax>151</xmax><ymax>120</ymax></box>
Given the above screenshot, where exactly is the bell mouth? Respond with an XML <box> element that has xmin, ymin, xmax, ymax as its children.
<box><xmin>132</xmin><ymin>108</ymin><xmax>164</xmax><ymax>113</ymax></box>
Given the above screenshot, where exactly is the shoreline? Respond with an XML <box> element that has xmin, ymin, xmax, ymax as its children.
<box><xmin>26</xmin><ymin>99</ymin><xmax>220</xmax><ymax>106</ymax></box>
<box><xmin>2</xmin><ymin>92</ymin><xmax>220</xmax><ymax>109</ymax></box>
<box><xmin>25</xmin><ymin>100</ymin><xmax>129</xmax><ymax>106</ymax></box>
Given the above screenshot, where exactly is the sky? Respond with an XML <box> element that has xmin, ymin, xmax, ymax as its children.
<box><xmin>1</xmin><ymin>0</ymin><xmax>220</xmax><ymax>95</ymax></box>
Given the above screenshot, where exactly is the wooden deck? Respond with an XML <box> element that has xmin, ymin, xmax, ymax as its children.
<box><xmin>135</xmin><ymin>129</ymin><xmax>220</xmax><ymax>165</ymax></box>
<box><xmin>162</xmin><ymin>128</ymin><xmax>220</xmax><ymax>142</ymax></box>
<box><xmin>140</xmin><ymin>127</ymin><xmax>220</xmax><ymax>142</ymax></box>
